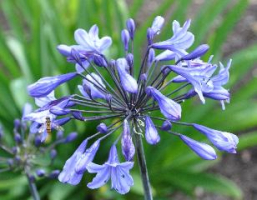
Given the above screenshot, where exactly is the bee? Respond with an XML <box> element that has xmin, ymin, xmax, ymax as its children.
<box><xmin>46</xmin><ymin>116</ymin><xmax>51</xmax><ymax>134</ymax></box>
<box><xmin>39</xmin><ymin>117</ymin><xmax>64</xmax><ymax>135</ymax></box>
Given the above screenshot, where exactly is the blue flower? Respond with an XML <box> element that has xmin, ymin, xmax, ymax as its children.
<box><xmin>145</xmin><ymin>116</ymin><xmax>160</xmax><ymax>145</ymax></box>
<box><xmin>193</xmin><ymin>124</ymin><xmax>238</xmax><ymax>153</ymax></box>
<box><xmin>116</xmin><ymin>58</ymin><xmax>138</xmax><ymax>93</ymax></box>
<box><xmin>168</xmin><ymin>59</ymin><xmax>231</xmax><ymax>107</ymax></box>
<box><xmin>28</xmin><ymin>73</ymin><xmax>77</xmax><ymax>98</ymax></box>
<box><xmin>87</xmin><ymin>145</ymin><xmax>134</xmax><ymax>194</ymax></box>
<box><xmin>151</xmin><ymin>16</ymin><xmax>165</xmax><ymax>36</ymax></box>
<box><xmin>180</xmin><ymin>135</ymin><xmax>217</xmax><ymax>160</ymax></box>
<box><xmin>57</xmin><ymin>25</ymin><xmax>112</xmax><ymax>72</ymax></box>
<box><xmin>152</xmin><ymin>20</ymin><xmax>194</xmax><ymax>55</ymax></box>
<box><xmin>168</xmin><ymin>63</ymin><xmax>217</xmax><ymax>103</ymax></box>
<box><xmin>75</xmin><ymin>140</ymin><xmax>100</xmax><ymax>174</ymax></box>
<box><xmin>26</xmin><ymin>16</ymin><xmax>236</xmax><ymax>196</ymax></box>
<box><xmin>58</xmin><ymin>139</ymin><xmax>88</xmax><ymax>185</ymax></box>
<box><xmin>78</xmin><ymin>73</ymin><xmax>107</xmax><ymax>100</ymax></box>
<box><xmin>24</xmin><ymin>93</ymin><xmax>71</xmax><ymax>142</ymax></box>
<box><xmin>146</xmin><ymin>86</ymin><xmax>181</xmax><ymax>121</ymax></box>
<box><xmin>121</xmin><ymin>120</ymin><xmax>135</xmax><ymax>161</ymax></box>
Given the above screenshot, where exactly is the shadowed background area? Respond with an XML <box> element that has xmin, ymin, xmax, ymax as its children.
<box><xmin>0</xmin><ymin>0</ymin><xmax>257</xmax><ymax>199</ymax></box>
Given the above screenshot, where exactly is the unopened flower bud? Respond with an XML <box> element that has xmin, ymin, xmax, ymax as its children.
<box><xmin>36</xmin><ymin>169</ymin><xmax>45</xmax><ymax>177</ymax></box>
<box><xmin>121</xmin><ymin>29</ymin><xmax>130</xmax><ymax>51</ymax></box>
<box><xmin>35</xmin><ymin>135</ymin><xmax>42</xmax><ymax>147</ymax></box>
<box><xmin>180</xmin><ymin>135</ymin><xmax>217</xmax><ymax>160</ymax></box>
<box><xmin>65</xmin><ymin>132</ymin><xmax>78</xmax><ymax>143</ymax></box>
<box><xmin>50</xmin><ymin>149</ymin><xmax>57</xmax><ymax>159</ymax></box>
<box><xmin>126</xmin><ymin>53</ymin><xmax>134</xmax><ymax>69</ymax></box>
<box><xmin>12</xmin><ymin>147</ymin><xmax>18</xmax><ymax>154</ymax></box>
<box><xmin>147</xmin><ymin>48</ymin><xmax>155</xmax><ymax>67</ymax></box>
<box><xmin>48</xmin><ymin>170</ymin><xmax>60</xmax><ymax>179</ymax></box>
<box><xmin>147</xmin><ymin>28</ymin><xmax>154</xmax><ymax>45</ymax></box>
<box><xmin>181</xmin><ymin>44</ymin><xmax>209</xmax><ymax>61</ymax></box>
<box><xmin>97</xmin><ymin>123</ymin><xmax>108</xmax><ymax>134</ymax></box>
<box><xmin>145</xmin><ymin>116</ymin><xmax>160</xmax><ymax>145</ymax></box>
<box><xmin>126</xmin><ymin>18</ymin><xmax>136</xmax><ymax>40</ymax></box>
<box><xmin>121</xmin><ymin>120</ymin><xmax>135</xmax><ymax>161</ymax></box>
<box><xmin>14</xmin><ymin>133</ymin><xmax>22</xmax><ymax>143</ymax></box>
<box><xmin>161</xmin><ymin>120</ymin><xmax>172</xmax><ymax>131</ymax></box>
<box><xmin>93</xmin><ymin>55</ymin><xmax>108</xmax><ymax>67</ymax></box>
<box><xmin>72</xmin><ymin>111</ymin><xmax>86</xmax><ymax>121</ymax></box>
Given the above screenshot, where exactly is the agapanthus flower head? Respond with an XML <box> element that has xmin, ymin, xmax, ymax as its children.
<box><xmin>26</xmin><ymin>16</ymin><xmax>238</xmax><ymax>196</ymax></box>
<box><xmin>0</xmin><ymin>104</ymin><xmax>68</xmax><ymax>185</ymax></box>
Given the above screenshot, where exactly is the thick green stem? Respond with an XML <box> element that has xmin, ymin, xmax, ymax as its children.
<box><xmin>26</xmin><ymin>173</ymin><xmax>40</xmax><ymax>200</ymax></box>
<box><xmin>134</xmin><ymin>133</ymin><xmax>153</xmax><ymax>200</ymax></box>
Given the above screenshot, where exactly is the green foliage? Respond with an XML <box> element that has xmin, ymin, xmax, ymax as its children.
<box><xmin>0</xmin><ymin>0</ymin><xmax>255</xmax><ymax>199</ymax></box>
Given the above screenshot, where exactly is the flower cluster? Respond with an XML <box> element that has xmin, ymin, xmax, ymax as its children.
<box><xmin>26</xmin><ymin>16</ymin><xmax>238</xmax><ymax>194</ymax></box>
<box><xmin>0</xmin><ymin>103</ymin><xmax>77</xmax><ymax>181</ymax></box>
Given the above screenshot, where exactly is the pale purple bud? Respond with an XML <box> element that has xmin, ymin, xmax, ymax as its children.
<box><xmin>126</xmin><ymin>53</ymin><xmax>134</xmax><ymax>69</ymax></box>
<box><xmin>145</xmin><ymin>116</ymin><xmax>160</xmax><ymax>145</ymax></box>
<box><xmin>146</xmin><ymin>86</ymin><xmax>181</xmax><ymax>121</ymax></box>
<box><xmin>193</xmin><ymin>124</ymin><xmax>239</xmax><ymax>154</ymax></box>
<box><xmin>121</xmin><ymin>29</ymin><xmax>130</xmax><ymax>51</ymax></box>
<box><xmin>147</xmin><ymin>28</ymin><xmax>154</xmax><ymax>45</ymax></box>
<box><xmin>28</xmin><ymin>174</ymin><xmax>36</xmax><ymax>182</ymax></box>
<box><xmin>182</xmin><ymin>44</ymin><xmax>209</xmax><ymax>61</ymax></box>
<box><xmin>50</xmin><ymin>149</ymin><xmax>57</xmax><ymax>159</ymax></box>
<box><xmin>36</xmin><ymin>169</ymin><xmax>45</xmax><ymax>177</ymax></box>
<box><xmin>126</xmin><ymin>18</ymin><xmax>136</xmax><ymax>39</ymax></box>
<box><xmin>97</xmin><ymin>123</ymin><xmax>108</xmax><ymax>134</ymax></box>
<box><xmin>48</xmin><ymin>170</ymin><xmax>60</xmax><ymax>179</ymax></box>
<box><xmin>93</xmin><ymin>55</ymin><xmax>108</xmax><ymax>67</ymax></box>
<box><xmin>75</xmin><ymin>140</ymin><xmax>100</xmax><ymax>174</ymax></box>
<box><xmin>140</xmin><ymin>73</ymin><xmax>147</xmax><ymax>82</ymax></box>
<box><xmin>161</xmin><ymin>120</ymin><xmax>172</xmax><ymax>131</ymax></box>
<box><xmin>65</xmin><ymin>132</ymin><xmax>78</xmax><ymax>143</ymax></box>
<box><xmin>151</xmin><ymin>16</ymin><xmax>165</xmax><ymax>35</ymax></box>
<box><xmin>116</xmin><ymin>58</ymin><xmax>138</xmax><ymax>93</ymax></box>
<box><xmin>147</xmin><ymin>48</ymin><xmax>155</xmax><ymax>67</ymax></box>
<box><xmin>14</xmin><ymin>133</ymin><xmax>22</xmax><ymax>143</ymax></box>
<box><xmin>28</xmin><ymin>72</ymin><xmax>77</xmax><ymax>98</ymax></box>
<box><xmin>14</xmin><ymin>119</ymin><xmax>21</xmax><ymax>131</ymax></box>
<box><xmin>72</xmin><ymin>111</ymin><xmax>85</xmax><ymax>121</ymax></box>
<box><xmin>121</xmin><ymin>120</ymin><xmax>135</xmax><ymax>161</ymax></box>
<box><xmin>56</xmin><ymin>130</ymin><xmax>64</xmax><ymax>139</ymax></box>
<box><xmin>12</xmin><ymin>147</ymin><xmax>18</xmax><ymax>154</ymax></box>
<box><xmin>180</xmin><ymin>135</ymin><xmax>217</xmax><ymax>160</ymax></box>
<box><xmin>35</xmin><ymin>135</ymin><xmax>42</xmax><ymax>147</ymax></box>
<box><xmin>15</xmin><ymin>156</ymin><xmax>21</xmax><ymax>163</ymax></box>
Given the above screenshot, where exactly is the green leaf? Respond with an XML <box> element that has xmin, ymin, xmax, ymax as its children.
<box><xmin>238</xmin><ymin>131</ymin><xmax>257</xmax><ymax>151</ymax></box>
<box><xmin>10</xmin><ymin>77</ymin><xmax>30</xmax><ymax>110</ymax></box>
<box><xmin>160</xmin><ymin>171</ymin><xmax>242</xmax><ymax>199</ymax></box>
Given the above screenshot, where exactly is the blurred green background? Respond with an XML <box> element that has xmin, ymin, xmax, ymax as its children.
<box><xmin>0</xmin><ymin>0</ymin><xmax>257</xmax><ymax>199</ymax></box>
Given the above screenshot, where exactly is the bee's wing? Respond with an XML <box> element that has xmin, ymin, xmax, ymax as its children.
<box><xmin>52</xmin><ymin>122</ymin><xmax>64</xmax><ymax>131</ymax></box>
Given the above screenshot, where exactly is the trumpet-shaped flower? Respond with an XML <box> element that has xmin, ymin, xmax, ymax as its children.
<box><xmin>87</xmin><ymin>145</ymin><xmax>134</xmax><ymax>194</ymax></box>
